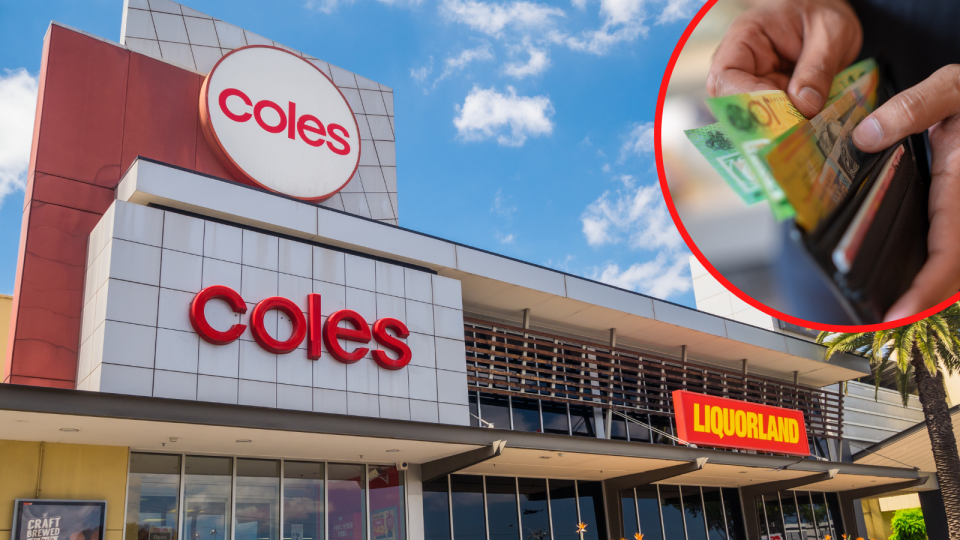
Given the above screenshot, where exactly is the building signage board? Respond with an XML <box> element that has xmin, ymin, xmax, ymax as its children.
<box><xmin>12</xmin><ymin>500</ymin><xmax>107</xmax><ymax>540</ymax></box>
<box><xmin>673</xmin><ymin>390</ymin><xmax>811</xmax><ymax>455</ymax></box>
<box><xmin>200</xmin><ymin>45</ymin><xmax>361</xmax><ymax>202</ymax></box>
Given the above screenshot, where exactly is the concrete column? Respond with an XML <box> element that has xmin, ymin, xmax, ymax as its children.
<box><xmin>406</xmin><ymin>464</ymin><xmax>424</xmax><ymax>540</ymax></box>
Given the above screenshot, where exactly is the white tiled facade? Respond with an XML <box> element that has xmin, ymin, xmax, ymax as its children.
<box><xmin>78</xmin><ymin>200</ymin><xmax>468</xmax><ymax>425</ymax></box>
<box><xmin>120</xmin><ymin>0</ymin><xmax>399</xmax><ymax>224</ymax></box>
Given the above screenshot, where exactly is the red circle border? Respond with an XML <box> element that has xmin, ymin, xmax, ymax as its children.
<box><xmin>654</xmin><ymin>0</ymin><xmax>960</xmax><ymax>332</ymax></box>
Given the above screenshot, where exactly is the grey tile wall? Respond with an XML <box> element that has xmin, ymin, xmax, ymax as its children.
<box><xmin>78</xmin><ymin>201</ymin><xmax>467</xmax><ymax>425</ymax></box>
<box><xmin>120</xmin><ymin>0</ymin><xmax>399</xmax><ymax>225</ymax></box>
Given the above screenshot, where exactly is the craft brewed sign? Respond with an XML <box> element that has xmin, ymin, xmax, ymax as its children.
<box><xmin>200</xmin><ymin>45</ymin><xmax>361</xmax><ymax>201</ymax></box>
<box><xmin>12</xmin><ymin>500</ymin><xmax>107</xmax><ymax>540</ymax></box>
<box><xmin>673</xmin><ymin>390</ymin><xmax>810</xmax><ymax>455</ymax></box>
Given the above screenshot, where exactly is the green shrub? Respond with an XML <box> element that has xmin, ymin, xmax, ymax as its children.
<box><xmin>889</xmin><ymin>507</ymin><xmax>926</xmax><ymax>540</ymax></box>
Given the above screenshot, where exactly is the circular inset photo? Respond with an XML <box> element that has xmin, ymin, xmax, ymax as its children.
<box><xmin>657</xmin><ymin>0</ymin><xmax>960</xmax><ymax>329</ymax></box>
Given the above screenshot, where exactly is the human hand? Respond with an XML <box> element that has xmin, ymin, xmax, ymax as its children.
<box><xmin>850</xmin><ymin>66</ymin><xmax>960</xmax><ymax>322</ymax></box>
<box><xmin>707</xmin><ymin>0</ymin><xmax>862</xmax><ymax>118</ymax></box>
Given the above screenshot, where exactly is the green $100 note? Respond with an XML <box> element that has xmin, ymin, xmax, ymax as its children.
<box><xmin>706</xmin><ymin>90</ymin><xmax>806</xmax><ymax>220</ymax></box>
<box><xmin>684</xmin><ymin>123</ymin><xmax>764</xmax><ymax>204</ymax></box>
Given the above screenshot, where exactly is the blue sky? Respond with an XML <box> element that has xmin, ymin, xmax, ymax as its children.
<box><xmin>0</xmin><ymin>0</ymin><xmax>699</xmax><ymax>307</ymax></box>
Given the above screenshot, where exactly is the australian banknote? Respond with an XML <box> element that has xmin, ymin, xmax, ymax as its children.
<box><xmin>686</xmin><ymin>58</ymin><xmax>878</xmax><ymax>211</ymax></box>
<box><xmin>705</xmin><ymin>90</ymin><xmax>807</xmax><ymax>220</ymax></box>
<box><xmin>683</xmin><ymin>123</ymin><xmax>764</xmax><ymax>204</ymax></box>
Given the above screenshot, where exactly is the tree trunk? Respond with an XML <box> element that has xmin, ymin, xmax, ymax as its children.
<box><xmin>911</xmin><ymin>347</ymin><xmax>960</xmax><ymax>539</ymax></box>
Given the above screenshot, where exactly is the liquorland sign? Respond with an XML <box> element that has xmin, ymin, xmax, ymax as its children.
<box><xmin>673</xmin><ymin>390</ymin><xmax>810</xmax><ymax>455</ymax></box>
<box><xmin>200</xmin><ymin>46</ymin><xmax>361</xmax><ymax>201</ymax></box>
<box><xmin>190</xmin><ymin>286</ymin><xmax>412</xmax><ymax>370</ymax></box>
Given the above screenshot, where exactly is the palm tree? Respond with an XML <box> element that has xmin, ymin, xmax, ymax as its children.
<box><xmin>817</xmin><ymin>303</ymin><xmax>960</xmax><ymax>539</ymax></box>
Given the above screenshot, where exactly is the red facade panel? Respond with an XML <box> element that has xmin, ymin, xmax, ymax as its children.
<box><xmin>120</xmin><ymin>53</ymin><xmax>201</xmax><ymax>173</ymax></box>
<box><xmin>10</xmin><ymin>202</ymin><xmax>101</xmax><ymax>383</ymax></box>
<box><xmin>32</xmin><ymin>25</ymin><xmax>129</xmax><ymax>187</ymax></box>
<box><xmin>31</xmin><ymin>174</ymin><xmax>115</xmax><ymax>215</ymax></box>
<box><xmin>7</xmin><ymin>23</ymin><xmax>244</xmax><ymax>388</ymax></box>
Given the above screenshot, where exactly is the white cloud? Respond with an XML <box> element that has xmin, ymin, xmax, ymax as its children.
<box><xmin>657</xmin><ymin>0</ymin><xmax>700</xmax><ymax>24</ymax></box>
<box><xmin>306</xmin><ymin>0</ymin><xmax>421</xmax><ymax>13</ymax></box>
<box><xmin>491</xmin><ymin>188</ymin><xmax>518</xmax><ymax>216</ymax></box>
<box><xmin>571</xmin><ymin>0</ymin><xmax>588</xmax><ymax>10</ymax></box>
<box><xmin>581</xmin><ymin>182</ymin><xmax>681</xmax><ymax>250</ymax></box>
<box><xmin>496</xmin><ymin>231</ymin><xmax>516</xmax><ymax>244</ymax></box>
<box><xmin>502</xmin><ymin>45</ymin><xmax>550</xmax><ymax>78</ymax></box>
<box><xmin>0</xmin><ymin>68</ymin><xmax>38</xmax><ymax>208</ymax></box>
<box><xmin>619</xmin><ymin>121</ymin><xmax>654</xmax><ymax>161</ymax></box>
<box><xmin>564</xmin><ymin>0</ymin><xmax>646</xmax><ymax>54</ymax></box>
<box><xmin>439</xmin><ymin>0</ymin><xmax>566</xmax><ymax>37</ymax></box>
<box><xmin>580</xmin><ymin>176</ymin><xmax>690</xmax><ymax>299</ymax></box>
<box><xmin>434</xmin><ymin>44</ymin><xmax>495</xmax><ymax>86</ymax></box>
<box><xmin>591</xmin><ymin>252</ymin><xmax>691</xmax><ymax>299</ymax></box>
<box><xmin>454</xmin><ymin>86</ymin><xmax>554</xmax><ymax>146</ymax></box>
<box><xmin>410</xmin><ymin>57</ymin><xmax>434</xmax><ymax>83</ymax></box>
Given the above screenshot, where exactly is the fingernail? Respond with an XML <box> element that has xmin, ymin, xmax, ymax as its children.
<box><xmin>854</xmin><ymin>117</ymin><xmax>883</xmax><ymax>148</ymax></box>
<box><xmin>797</xmin><ymin>87</ymin><xmax>822</xmax><ymax>111</ymax></box>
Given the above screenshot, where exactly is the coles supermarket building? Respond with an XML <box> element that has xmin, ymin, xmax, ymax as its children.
<box><xmin>0</xmin><ymin>2</ymin><xmax>939</xmax><ymax>540</ymax></box>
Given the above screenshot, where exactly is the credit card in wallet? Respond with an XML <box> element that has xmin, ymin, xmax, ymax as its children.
<box><xmin>832</xmin><ymin>144</ymin><xmax>906</xmax><ymax>273</ymax></box>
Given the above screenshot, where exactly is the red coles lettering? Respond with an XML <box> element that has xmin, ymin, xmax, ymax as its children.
<box><xmin>190</xmin><ymin>285</ymin><xmax>247</xmax><ymax>344</ymax></box>
<box><xmin>322</xmin><ymin>309</ymin><xmax>372</xmax><ymax>363</ymax></box>
<box><xmin>249</xmin><ymin>297</ymin><xmax>306</xmax><ymax>354</ymax></box>
<box><xmin>218</xmin><ymin>88</ymin><xmax>350</xmax><ymax>155</ymax></box>
<box><xmin>372</xmin><ymin>318</ymin><xmax>412</xmax><ymax>370</ymax></box>
<box><xmin>189</xmin><ymin>289</ymin><xmax>411</xmax><ymax>369</ymax></box>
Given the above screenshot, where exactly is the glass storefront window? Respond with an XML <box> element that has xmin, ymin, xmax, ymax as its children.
<box><xmin>328</xmin><ymin>464</ymin><xmax>365</xmax><ymax>540</ymax></box>
<box><xmin>658</xmin><ymin>485</ymin><xmax>685</xmax><ymax>540</ymax></box>
<box><xmin>569</xmin><ymin>405</ymin><xmax>596</xmax><ymax>437</ymax></box>
<box><xmin>480</xmin><ymin>394</ymin><xmax>511</xmax><ymax>430</ymax></box>
<box><xmin>184</xmin><ymin>456</ymin><xmax>232</xmax><ymax>540</ymax></box>
<box><xmin>369</xmin><ymin>466</ymin><xmax>405</xmax><ymax>540</ymax></box>
<box><xmin>485</xmin><ymin>477</ymin><xmax>519</xmax><ymax>540</ymax></box>
<box><xmin>824</xmin><ymin>493</ymin><xmax>844</xmax><ymax>538</ymax></box>
<box><xmin>541</xmin><ymin>402</ymin><xmax>569</xmax><ymax>435</ymax></box>
<box><xmin>779</xmin><ymin>491</ymin><xmax>801</xmax><ymax>540</ymax></box>
<box><xmin>450</xmin><ymin>475</ymin><xmax>485</xmax><ymax>540</ymax></box>
<box><xmin>284</xmin><ymin>462</ymin><xmax>324</xmax><ymax>540</ymax></box>
<box><xmin>608</xmin><ymin>413</ymin><xmax>628</xmax><ymax>441</ymax></box>
<box><xmin>126</xmin><ymin>453</ymin><xmax>181</xmax><ymax>540</ymax></box>
<box><xmin>422</xmin><ymin>478</ymin><xmax>450</xmax><ymax>540</ymax></box>
<box><xmin>811</xmin><ymin>492</ymin><xmax>832</xmax><ymax>540</ymax></box>
<box><xmin>469</xmin><ymin>393</ymin><xmax>480</xmax><ymax>428</ymax></box>
<box><xmin>236</xmin><ymin>460</ymin><xmax>280</xmax><ymax>540</ymax></box>
<box><xmin>721</xmin><ymin>488</ymin><xmax>746</xmax><ymax>540</ymax></box>
<box><xmin>575</xmin><ymin>482</ymin><xmax>606</xmax><ymax>540</ymax></box>
<box><xmin>701</xmin><ymin>487</ymin><xmax>726</xmax><ymax>540</ymax></box>
<box><xmin>517</xmin><ymin>479</ymin><xmax>550</xmax><ymax>540</ymax></box>
<box><xmin>681</xmin><ymin>486</ymin><xmax>707</xmax><ymax>540</ymax></box>
<box><xmin>619</xmin><ymin>489</ymin><xmax>639</xmax><ymax>540</ymax></box>
<box><xmin>635</xmin><ymin>487</ymin><xmax>662</xmax><ymax>540</ymax></box>
<box><xmin>763</xmin><ymin>493</ymin><xmax>785</xmax><ymax>540</ymax></box>
<box><xmin>511</xmin><ymin>397</ymin><xmax>541</xmax><ymax>433</ymax></box>
<box><xmin>547</xmin><ymin>480</ymin><xmax>578</xmax><ymax>540</ymax></box>
<box><xmin>626</xmin><ymin>414</ymin><xmax>650</xmax><ymax>443</ymax></box>
<box><xmin>757</xmin><ymin>497</ymin><xmax>769</xmax><ymax>540</ymax></box>
<box><xmin>794</xmin><ymin>492</ymin><xmax>818</xmax><ymax>540</ymax></box>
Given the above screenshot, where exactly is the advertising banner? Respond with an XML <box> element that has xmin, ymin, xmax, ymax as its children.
<box><xmin>672</xmin><ymin>390</ymin><xmax>810</xmax><ymax>455</ymax></box>
<box><xmin>12</xmin><ymin>500</ymin><xmax>107</xmax><ymax>540</ymax></box>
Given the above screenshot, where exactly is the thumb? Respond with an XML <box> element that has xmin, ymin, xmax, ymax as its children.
<box><xmin>853</xmin><ymin>65</ymin><xmax>960</xmax><ymax>153</ymax></box>
<box><xmin>786</xmin><ymin>13</ymin><xmax>857</xmax><ymax>118</ymax></box>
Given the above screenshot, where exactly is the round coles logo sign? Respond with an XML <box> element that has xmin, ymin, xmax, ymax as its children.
<box><xmin>200</xmin><ymin>45</ymin><xmax>361</xmax><ymax>201</ymax></box>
